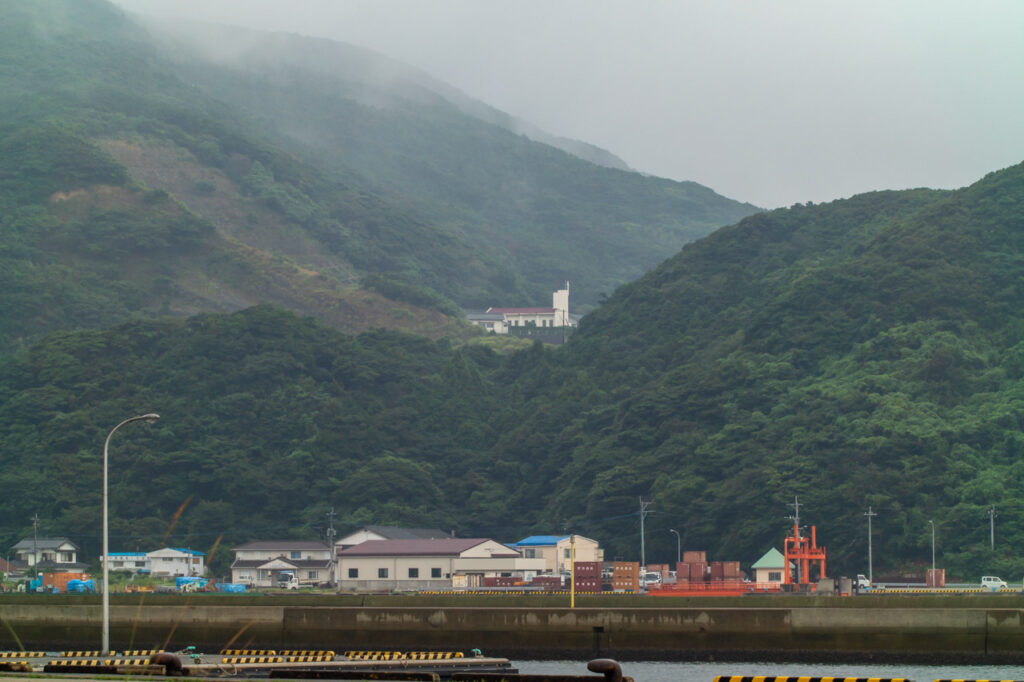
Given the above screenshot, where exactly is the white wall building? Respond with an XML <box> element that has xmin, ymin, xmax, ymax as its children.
<box><xmin>336</xmin><ymin>538</ymin><xmax>545</xmax><ymax>591</ymax></box>
<box><xmin>231</xmin><ymin>540</ymin><xmax>332</xmax><ymax>588</ymax></box>
<box><xmin>467</xmin><ymin>283</ymin><xmax>577</xmax><ymax>334</ymax></box>
<box><xmin>102</xmin><ymin>552</ymin><xmax>150</xmax><ymax>574</ymax></box>
<box><xmin>147</xmin><ymin>547</ymin><xmax>206</xmax><ymax>577</ymax></box>
<box><xmin>511</xmin><ymin>535</ymin><xmax>604</xmax><ymax>575</ymax></box>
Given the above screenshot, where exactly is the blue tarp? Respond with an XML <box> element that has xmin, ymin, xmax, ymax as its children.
<box><xmin>65</xmin><ymin>579</ymin><xmax>95</xmax><ymax>593</ymax></box>
<box><xmin>215</xmin><ymin>583</ymin><xmax>247</xmax><ymax>593</ymax></box>
<box><xmin>175</xmin><ymin>576</ymin><xmax>209</xmax><ymax>589</ymax></box>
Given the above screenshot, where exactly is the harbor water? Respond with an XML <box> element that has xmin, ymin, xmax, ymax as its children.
<box><xmin>514</xmin><ymin>659</ymin><xmax>1024</xmax><ymax>682</ymax></box>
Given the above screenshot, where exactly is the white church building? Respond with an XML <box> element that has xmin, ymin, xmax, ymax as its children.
<box><xmin>467</xmin><ymin>283</ymin><xmax>577</xmax><ymax>335</ymax></box>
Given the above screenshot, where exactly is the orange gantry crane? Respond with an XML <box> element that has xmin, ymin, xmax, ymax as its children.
<box><xmin>783</xmin><ymin>520</ymin><xmax>826</xmax><ymax>585</ymax></box>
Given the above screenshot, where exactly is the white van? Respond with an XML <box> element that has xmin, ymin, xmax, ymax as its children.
<box><xmin>641</xmin><ymin>571</ymin><xmax>662</xmax><ymax>589</ymax></box>
<box><xmin>981</xmin><ymin>576</ymin><xmax>1007</xmax><ymax>590</ymax></box>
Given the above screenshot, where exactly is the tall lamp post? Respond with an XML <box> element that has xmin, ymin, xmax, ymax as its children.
<box><xmin>669</xmin><ymin>529</ymin><xmax>681</xmax><ymax>564</ymax></box>
<box><xmin>928</xmin><ymin>520</ymin><xmax>935</xmax><ymax>575</ymax></box>
<box><xmin>102</xmin><ymin>413</ymin><xmax>159</xmax><ymax>652</ymax></box>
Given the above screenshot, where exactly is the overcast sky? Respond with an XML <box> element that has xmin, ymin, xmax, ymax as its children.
<box><xmin>112</xmin><ymin>0</ymin><xmax>1024</xmax><ymax>208</ymax></box>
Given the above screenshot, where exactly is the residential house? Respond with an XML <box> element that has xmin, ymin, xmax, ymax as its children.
<box><xmin>9</xmin><ymin>537</ymin><xmax>88</xmax><ymax>573</ymax></box>
<box><xmin>231</xmin><ymin>541</ymin><xmax>331</xmax><ymax>588</ymax></box>
<box><xmin>751</xmin><ymin>547</ymin><xmax>789</xmax><ymax>585</ymax></box>
<box><xmin>147</xmin><ymin>548</ymin><xmax>205</xmax><ymax>577</ymax></box>
<box><xmin>335</xmin><ymin>525</ymin><xmax>450</xmax><ymax>551</ymax></box>
<box><xmin>102</xmin><ymin>552</ymin><xmax>151</xmax><ymax>574</ymax></box>
<box><xmin>511</xmin><ymin>535</ymin><xmax>603</xmax><ymax>575</ymax></box>
<box><xmin>336</xmin><ymin>538</ymin><xmax>545</xmax><ymax>591</ymax></box>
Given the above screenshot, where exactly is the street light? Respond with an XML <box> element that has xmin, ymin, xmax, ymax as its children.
<box><xmin>102</xmin><ymin>413</ymin><xmax>159</xmax><ymax>652</ymax></box>
<box><xmin>928</xmin><ymin>520</ymin><xmax>935</xmax><ymax>575</ymax></box>
<box><xmin>668</xmin><ymin>529</ymin><xmax>681</xmax><ymax>564</ymax></box>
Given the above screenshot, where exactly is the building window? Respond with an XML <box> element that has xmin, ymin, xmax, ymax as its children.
<box><xmin>290</xmin><ymin>551</ymin><xmax>301</xmax><ymax>559</ymax></box>
<box><xmin>307</xmin><ymin>571</ymin><xmax>318</xmax><ymax>580</ymax></box>
<box><xmin>524</xmin><ymin>549</ymin><xmax>536</xmax><ymax>558</ymax></box>
<box><xmin>348</xmin><ymin>568</ymin><xmax>358</xmax><ymax>579</ymax></box>
<box><xmin>768</xmin><ymin>571</ymin><xmax>782</xmax><ymax>582</ymax></box>
<box><xmin>134</xmin><ymin>561</ymin><xmax>146</xmax><ymax>568</ymax></box>
<box><xmin>408</xmin><ymin>568</ymin><xmax>419</xmax><ymax>578</ymax></box>
<box><xmin>378</xmin><ymin>567</ymin><xmax>389</xmax><ymax>578</ymax></box>
<box><xmin>431</xmin><ymin>567</ymin><xmax>442</xmax><ymax>578</ymax></box>
<box><xmin>564</xmin><ymin>549</ymin><xmax>571</xmax><ymax>559</ymax></box>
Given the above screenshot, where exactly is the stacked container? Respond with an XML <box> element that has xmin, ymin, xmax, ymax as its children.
<box><xmin>573</xmin><ymin>561</ymin><xmax>602</xmax><ymax>593</ymax></box>
<box><xmin>612</xmin><ymin>561</ymin><xmax>640</xmax><ymax>592</ymax></box>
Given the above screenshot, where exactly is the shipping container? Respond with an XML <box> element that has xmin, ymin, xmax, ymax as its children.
<box><xmin>675</xmin><ymin>562</ymin><xmax>690</xmax><ymax>579</ymax></box>
<box><xmin>682</xmin><ymin>551</ymin><xmax>706</xmax><ymax>563</ymax></box>
<box><xmin>723</xmin><ymin>561</ymin><xmax>741</xmax><ymax>578</ymax></box>
<box><xmin>926</xmin><ymin>568</ymin><xmax>946</xmax><ymax>588</ymax></box>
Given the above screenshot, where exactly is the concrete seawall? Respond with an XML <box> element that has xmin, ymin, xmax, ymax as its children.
<box><xmin>2</xmin><ymin>597</ymin><xmax>1023</xmax><ymax>661</ymax></box>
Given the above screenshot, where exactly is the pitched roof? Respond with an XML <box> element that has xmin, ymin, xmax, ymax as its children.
<box><xmin>514</xmin><ymin>535</ymin><xmax>569</xmax><ymax>547</ymax></box>
<box><xmin>233</xmin><ymin>541</ymin><xmax>329</xmax><ymax>551</ymax></box>
<box><xmin>338</xmin><ymin>538</ymin><xmax>504</xmax><ymax>557</ymax></box>
<box><xmin>488</xmin><ymin>307</ymin><xmax>557</xmax><ymax>314</ymax></box>
<box><xmin>10</xmin><ymin>537</ymin><xmax>78</xmax><ymax>551</ymax></box>
<box><xmin>751</xmin><ymin>547</ymin><xmax>786</xmax><ymax>569</ymax></box>
<box><xmin>360</xmin><ymin>526</ymin><xmax>450</xmax><ymax>540</ymax></box>
<box><xmin>231</xmin><ymin>557</ymin><xmax>331</xmax><ymax>569</ymax></box>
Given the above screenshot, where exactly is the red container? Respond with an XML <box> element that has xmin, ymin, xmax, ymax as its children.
<box><xmin>683</xmin><ymin>551</ymin><xmax>706</xmax><ymax>563</ymax></box>
<box><xmin>926</xmin><ymin>568</ymin><xmax>946</xmax><ymax>588</ymax></box>
<box><xmin>675</xmin><ymin>563</ymin><xmax>690</xmax><ymax>579</ymax></box>
<box><xmin>689</xmin><ymin>562</ymin><xmax>708</xmax><ymax>580</ymax></box>
<box><xmin>709</xmin><ymin>562</ymin><xmax>725</xmax><ymax>579</ymax></box>
<box><xmin>723</xmin><ymin>561</ymin><xmax>741</xmax><ymax>578</ymax></box>
<box><xmin>574</xmin><ymin>561</ymin><xmax>601</xmax><ymax>578</ymax></box>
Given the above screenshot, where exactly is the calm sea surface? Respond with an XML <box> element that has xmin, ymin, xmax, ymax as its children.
<box><xmin>513</xmin><ymin>660</ymin><xmax>1024</xmax><ymax>682</ymax></box>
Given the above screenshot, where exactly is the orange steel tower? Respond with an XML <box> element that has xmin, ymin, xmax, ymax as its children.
<box><xmin>783</xmin><ymin>497</ymin><xmax>826</xmax><ymax>585</ymax></box>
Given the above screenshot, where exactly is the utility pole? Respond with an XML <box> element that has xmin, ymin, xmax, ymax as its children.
<box><xmin>638</xmin><ymin>497</ymin><xmax>651</xmax><ymax>570</ymax></box>
<box><xmin>31</xmin><ymin>513</ymin><xmax>40</xmax><ymax>572</ymax></box>
<box><xmin>988</xmin><ymin>506</ymin><xmax>997</xmax><ymax>550</ymax></box>
<box><xmin>928</xmin><ymin>520</ymin><xmax>935</xmax><ymax>575</ymax></box>
<box><xmin>325</xmin><ymin>508</ymin><xmax>337</xmax><ymax>588</ymax></box>
<box><xmin>864</xmin><ymin>507</ymin><xmax>877</xmax><ymax>583</ymax></box>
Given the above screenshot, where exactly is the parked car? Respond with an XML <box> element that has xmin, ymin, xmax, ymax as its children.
<box><xmin>855</xmin><ymin>574</ymin><xmax>871</xmax><ymax>590</ymax></box>
<box><xmin>640</xmin><ymin>571</ymin><xmax>662</xmax><ymax>589</ymax></box>
<box><xmin>981</xmin><ymin>576</ymin><xmax>1007</xmax><ymax>590</ymax></box>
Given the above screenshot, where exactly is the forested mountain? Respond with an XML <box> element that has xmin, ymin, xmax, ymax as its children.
<box><xmin>4</xmin><ymin>159</ymin><xmax>1023</xmax><ymax>580</ymax></box>
<box><xmin>0</xmin><ymin>0</ymin><xmax>757</xmax><ymax>356</ymax></box>
<box><xmin>500</xmin><ymin>162</ymin><xmax>1024</xmax><ymax>578</ymax></box>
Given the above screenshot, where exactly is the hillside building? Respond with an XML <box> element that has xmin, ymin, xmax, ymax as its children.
<box><xmin>467</xmin><ymin>283</ymin><xmax>578</xmax><ymax>336</ymax></box>
<box><xmin>9</xmin><ymin>537</ymin><xmax>88</xmax><ymax>573</ymax></box>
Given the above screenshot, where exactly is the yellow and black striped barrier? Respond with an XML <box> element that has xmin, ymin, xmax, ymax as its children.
<box><xmin>935</xmin><ymin>679</ymin><xmax>1024</xmax><ymax>682</ymax></box>
<box><xmin>345</xmin><ymin>651</ymin><xmax>405</xmax><ymax>660</ymax></box>
<box><xmin>281</xmin><ymin>650</ymin><xmax>336</xmax><ymax>657</ymax></box>
<box><xmin>0</xmin><ymin>662</ymin><xmax>33</xmax><ymax>672</ymax></box>
<box><xmin>406</xmin><ymin>652</ymin><xmax>464</xmax><ymax>660</ymax></box>
<box><xmin>0</xmin><ymin>651</ymin><xmax>45</xmax><ymax>657</ymax></box>
<box><xmin>60</xmin><ymin>651</ymin><xmax>114</xmax><ymax>657</ymax></box>
<box><xmin>221</xmin><ymin>649</ymin><xmax>278</xmax><ymax>655</ymax></box>
<box><xmin>222</xmin><ymin>656</ymin><xmax>285</xmax><ymax>664</ymax></box>
<box><xmin>285</xmin><ymin>655</ymin><xmax>335</xmax><ymax>662</ymax></box>
<box><xmin>122</xmin><ymin>649</ymin><xmax>162</xmax><ymax>656</ymax></box>
<box><xmin>714</xmin><ymin>677</ymin><xmax>914</xmax><ymax>682</ymax></box>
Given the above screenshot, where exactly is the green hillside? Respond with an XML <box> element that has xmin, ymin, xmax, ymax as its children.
<box><xmin>0</xmin><ymin>0</ymin><xmax>757</xmax><ymax>357</ymax></box>
<box><xmin>4</xmin><ymin>162</ymin><xmax>1024</xmax><ymax>581</ymax></box>
<box><xmin>499</xmin><ymin>163</ymin><xmax>1024</xmax><ymax>578</ymax></box>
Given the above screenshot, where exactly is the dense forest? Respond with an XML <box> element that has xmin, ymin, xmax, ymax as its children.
<box><xmin>4</xmin><ymin>161</ymin><xmax>1024</xmax><ymax>581</ymax></box>
<box><xmin>2</xmin><ymin>0</ymin><xmax>1023</xmax><ymax>582</ymax></box>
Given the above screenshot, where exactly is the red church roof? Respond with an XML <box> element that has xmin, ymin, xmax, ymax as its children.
<box><xmin>487</xmin><ymin>307</ymin><xmax>556</xmax><ymax>314</ymax></box>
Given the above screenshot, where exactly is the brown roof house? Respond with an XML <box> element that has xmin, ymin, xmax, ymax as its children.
<box><xmin>230</xmin><ymin>541</ymin><xmax>332</xmax><ymax>588</ymax></box>
<box><xmin>336</xmin><ymin>538</ymin><xmax>545</xmax><ymax>592</ymax></box>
